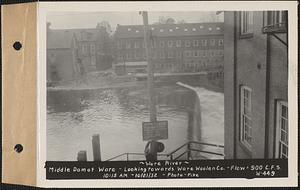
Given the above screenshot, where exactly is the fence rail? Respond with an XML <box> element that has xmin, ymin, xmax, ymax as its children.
<box><xmin>105</xmin><ymin>140</ymin><xmax>224</xmax><ymax>161</ymax></box>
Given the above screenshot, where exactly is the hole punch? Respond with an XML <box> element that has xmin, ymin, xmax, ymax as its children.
<box><xmin>13</xmin><ymin>41</ymin><xmax>22</xmax><ymax>50</ymax></box>
<box><xmin>14</xmin><ymin>144</ymin><xmax>23</xmax><ymax>153</ymax></box>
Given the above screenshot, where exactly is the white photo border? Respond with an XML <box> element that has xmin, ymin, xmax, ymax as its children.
<box><xmin>37</xmin><ymin>1</ymin><xmax>298</xmax><ymax>188</ymax></box>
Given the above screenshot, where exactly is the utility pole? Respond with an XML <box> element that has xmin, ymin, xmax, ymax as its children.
<box><xmin>141</xmin><ymin>11</ymin><xmax>157</xmax><ymax>122</ymax></box>
<box><xmin>141</xmin><ymin>11</ymin><xmax>159</xmax><ymax>161</ymax></box>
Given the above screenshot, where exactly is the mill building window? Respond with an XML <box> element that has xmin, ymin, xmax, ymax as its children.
<box><xmin>176</xmin><ymin>40</ymin><xmax>181</xmax><ymax>47</ymax></box>
<box><xmin>82</xmin><ymin>44</ymin><xmax>88</xmax><ymax>54</ymax></box>
<box><xmin>240</xmin><ymin>86</ymin><xmax>252</xmax><ymax>150</ymax></box>
<box><xmin>159</xmin><ymin>41</ymin><xmax>165</xmax><ymax>48</ymax></box>
<box><xmin>219</xmin><ymin>39</ymin><xmax>224</xmax><ymax>46</ymax></box>
<box><xmin>275</xmin><ymin>101</ymin><xmax>288</xmax><ymax>158</ymax></box>
<box><xmin>185</xmin><ymin>40</ymin><xmax>191</xmax><ymax>47</ymax></box>
<box><xmin>240</xmin><ymin>11</ymin><xmax>254</xmax><ymax>37</ymax></box>
<box><xmin>202</xmin><ymin>39</ymin><xmax>207</xmax><ymax>46</ymax></box>
<box><xmin>193</xmin><ymin>40</ymin><xmax>199</xmax><ymax>47</ymax></box>
<box><xmin>263</xmin><ymin>11</ymin><xmax>287</xmax><ymax>33</ymax></box>
<box><xmin>126</xmin><ymin>42</ymin><xmax>131</xmax><ymax>49</ymax></box>
<box><xmin>160</xmin><ymin>51</ymin><xmax>165</xmax><ymax>59</ymax></box>
<box><xmin>90</xmin><ymin>44</ymin><xmax>96</xmax><ymax>55</ymax></box>
<box><xmin>168</xmin><ymin>40</ymin><xmax>173</xmax><ymax>47</ymax></box>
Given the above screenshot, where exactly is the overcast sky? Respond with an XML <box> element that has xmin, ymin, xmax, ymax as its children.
<box><xmin>47</xmin><ymin>11</ymin><xmax>224</xmax><ymax>31</ymax></box>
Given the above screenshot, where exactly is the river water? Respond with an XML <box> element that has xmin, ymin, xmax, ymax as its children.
<box><xmin>47</xmin><ymin>82</ymin><xmax>224</xmax><ymax>161</ymax></box>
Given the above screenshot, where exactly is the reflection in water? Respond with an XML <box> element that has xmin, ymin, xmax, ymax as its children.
<box><xmin>47</xmin><ymin>85</ymin><xmax>198</xmax><ymax>161</ymax></box>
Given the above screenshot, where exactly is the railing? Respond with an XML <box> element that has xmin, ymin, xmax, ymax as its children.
<box><xmin>105</xmin><ymin>141</ymin><xmax>224</xmax><ymax>161</ymax></box>
<box><xmin>166</xmin><ymin>140</ymin><xmax>224</xmax><ymax>160</ymax></box>
<box><xmin>106</xmin><ymin>152</ymin><xmax>169</xmax><ymax>161</ymax></box>
<box><xmin>262</xmin><ymin>22</ymin><xmax>287</xmax><ymax>33</ymax></box>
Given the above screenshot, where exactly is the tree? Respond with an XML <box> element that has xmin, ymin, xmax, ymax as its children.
<box><xmin>177</xmin><ymin>19</ymin><xmax>187</xmax><ymax>24</ymax></box>
<box><xmin>153</xmin><ymin>16</ymin><xmax>176</xmax><ymax>24</ymax></box>
<box><xmin>97</xmin><ymin>21</ymin><xmax>112</xmax><ymax>35</ymax></box>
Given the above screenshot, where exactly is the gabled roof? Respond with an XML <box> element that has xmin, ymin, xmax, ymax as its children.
<box><xmin>47</xmin><ymin>30</ymin><xmax>75</xmax><ymax>49</ymax></box>
<box><xmin>115</xmin><ymin>22</ymin><xmax>224</xmax><ymax>39</ymax></box>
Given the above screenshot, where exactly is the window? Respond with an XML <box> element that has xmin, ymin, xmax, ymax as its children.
<box><xmin>176</xmin><ymin>40</ymin><xmax>181</xmax><ymax>47</ymax></box>
<box><xmin>240</xmin><ymin>11</ymin><xmax>254</xmax><ymax>37</ymax></box>
<box><xmin>159</xmin><ymin>41</ymin><xmax>165</xmax><ymax>48</ymax></box>
<box><xmin>176</xmin><ymin>51</ymin><xmax>182</xmax><ymax>58</ymax></box>
<box><xmin>159</xmin><ymin>51</ymin><xmax>165</xmax><ymax>59</ymax></box>
<box><xmin>275</xmin><ymin>101</ymin><xmax>288</xmax><ymax>158</ymax></box>
<box><xmin>193</xmin><ymin>40</ymin><xmax>199</xmax><ymax>47</ymax></box>
<box><xmin>202</xmin><ymin>39</ymin><xmax>207</xmax><ymax>46</ymax></box>
<box><xmin>134</xmin><ymin>52</ymin><xmax>139</xmax><ymax>59</ymax></box>
<box><xmin>134</xmin><ymin>41</ymin><xmax>139</xmax><ymax>48</ymax></box>
<box><xmin>240</xmin><ymin>86</ymin><xmax>252</xmax><ymax>149</ymax></box>
<box><xmin>168</xmin><ymin>40</ymin><xmax>173</xmax><ymax>47</ymax></box>
<box><xmin>193</xmin><ymin>50</ymin><xmax>198</xmax><ymax>57</ymax></box>
<box><xmin>168</xmin><ymin>51</ymin><xmax>173</xmax><ymax>58</ymax></box>
<box><xmin>152</xmin><ymin>51</ymin><xmax>157</xmax><ymax>59</ymax></box>
<box><xmin>118</xmin><ymin>54</ymin><xmax>123</xmax><ymax>60</ymax></box>
<box><xmin>82</xmin><ymin>44</ymin><xmax>88</xmax><ymax>54</ymax></box>
<box><xmin>185</xmin><ymin>40</ymin><xmax>191</xmax><ymax>47</ymax></box>
<box><xmin>218</xmin><ymin>50</ymin><xmax>224</xmax><ymax>57</ymax></box>
<box><xmin>184</xmin><ymin>50</ymin><xmax>191</xmax><ymax>57</ymax></box>
<box><xmin>263</xmin><ymin>11</ymin><xmax>287</xmax><ymax>33</ymax></box>
<box><xmin>126</xmin><ymin>41</ymin><xmax>131</xmax><ymax>49</ymax></box>
<box><xmin>151</xmin><ymin>40</ymin><xmax>156</xmax><ymax>48</ymax></box>
<box><xmin>218</xmin><ymin>39</ymin><xmax>224</xmax><ymax>46</ymax></box>
<box><xmin>91</xmin><ymin>56</ymin><xmax>96</xmax><ymax>66</ymax></box>
<box><xmin>117</xmin><ymin>41</ymin><xmax>122</xmax><ymax>49</ymax></box>
<box><xmin>210</xmin><ymin>39</ymin><xmax>216</xmax><ymax>46</ymax></box>
<box><xmin>90</xmin><ymin>44</ymin><xmax>96</xmax><ymax>55</ymax></box>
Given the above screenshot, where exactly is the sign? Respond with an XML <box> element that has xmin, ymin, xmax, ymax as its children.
<box><xmin>142</xmin><ymin>121</ymin><xmax>168</xmax><ymax>141</ymax></box>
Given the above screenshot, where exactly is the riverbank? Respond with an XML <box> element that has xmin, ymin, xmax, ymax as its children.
<box><xmin>47</xmin><ymin>70</ymin><xmax>224</xmax><ymax>93</ymax></box>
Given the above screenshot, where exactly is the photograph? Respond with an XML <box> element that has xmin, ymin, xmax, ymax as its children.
<box><xmin>46</xmin><ymin>11</ymin><xmax>226</xmax><ymax>162</ymax></box>
<box><xmin>37</xmin><ymin>2</ymin><xmax>297</xmax><ymax>187</ymax></box>
<box><xmin>46</xmin><ymin>10</ymin><xmax>288</xmax><ymax>162</ymax></box>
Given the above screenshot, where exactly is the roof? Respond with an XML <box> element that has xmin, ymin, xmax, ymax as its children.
<box><xmin>115</xmin><ymin>22</ymin><xmax>224</xmax><ymax>39</ymax></box>
<box><xmin>51</xmin><ymin>28</ymin><xmax>104</xmax><ymax>42</ymax></box>
<box><xmin>47</xmin><ymin>30</ymin><xmax>75</xmax><ymax>49</ymax></box>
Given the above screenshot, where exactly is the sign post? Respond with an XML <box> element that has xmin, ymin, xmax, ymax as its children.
<box><xmin>142</xmin><ymin>121</ymin><xmax>168</xmax><ymax>141</ymax></box>
<box><xmin>141</xmin><ymin>11</ymin><xmax>165</xmax><ymax>161</ymax></box>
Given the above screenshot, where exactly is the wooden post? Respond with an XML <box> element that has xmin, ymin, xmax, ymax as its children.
<box><xmin>92</xmin><ymin>134</ymin><xmax>101</xmax><ymax>161</ymax></box>
<box><xmin>77</xmin><ymin>150</ymin><xmax>87</xmax><ymax>161</ymax></box>
<box><xmin>187</xmin><ymin>142</ymin><xmax>191</xmax><ymax>160</ymax></box>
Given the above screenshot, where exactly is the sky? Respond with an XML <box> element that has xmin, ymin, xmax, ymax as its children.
<box><xmin>47</xmin><ymin>11</ymin><xmax>224</xmax><ymax>32</ymax></box>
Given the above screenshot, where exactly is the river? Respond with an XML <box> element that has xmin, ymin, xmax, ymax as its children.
<box><xmin>47</xmin><ymin>82</ymin><xmax>224</xmax><ymax>161</ymax></box>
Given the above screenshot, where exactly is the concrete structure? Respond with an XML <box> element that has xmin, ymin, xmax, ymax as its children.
<box><xmin>224</xmin><ymin>11</ymin><xmax>288</xmax><ymax>159</ymax></box>
<box><xmin>114</xmin><ymin>23</ymin><xmax>224</xmax><ymax>74</ymax></box>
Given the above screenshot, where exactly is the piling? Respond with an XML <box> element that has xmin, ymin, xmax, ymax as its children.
<box><xmin>92</xmin><ymin>134</ymin><xmax>101</xmax><ymax>161</ymax></box>
<box><xmin>77</xmin><ymin>150</ymin><xmax>87</xmax><ymax>161</ymax></box>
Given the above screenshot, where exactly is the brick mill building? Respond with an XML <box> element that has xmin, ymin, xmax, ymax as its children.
<box><xmin>113</xmin><ymin>22</ymin><xmax>224</xmax><ymax>74</ymax></box>
<box><xmin>224</xmin><ymin>11</ymin><xmax>288</xmax><ymax>159</ymax></box>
